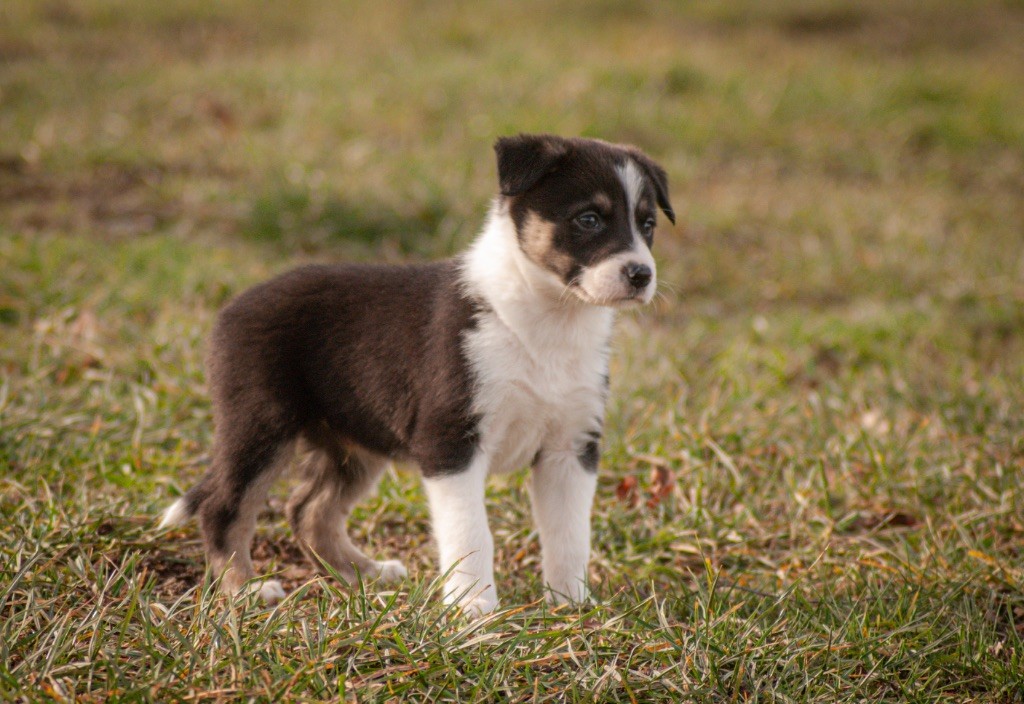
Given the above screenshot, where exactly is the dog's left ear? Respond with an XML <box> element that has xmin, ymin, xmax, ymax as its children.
<box><xmin>494</xmin><ymin>134</ymin><xmax>570</xmax><ymax>197</ymax></box>
<box><xmin>632</xmin><ymin>152</ymin><xmax>675</xmax><ymax>225</ymax></box>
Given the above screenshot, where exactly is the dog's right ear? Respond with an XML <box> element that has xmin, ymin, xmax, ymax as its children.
<box><xmin>494</xmin><ymin>134</ymin><xmax>569</xmax><ymax>197</ymax></box>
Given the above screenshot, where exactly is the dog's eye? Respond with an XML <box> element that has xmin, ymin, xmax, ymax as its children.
<box><xmin>640</xmin><ymin>218</ymin><xmax>656</xmax><ymax>239</ymax></box>
<box><xmin>574</xmin><ymin>212</ymin><xmax>603</xmax><ymax>232</ymax></box>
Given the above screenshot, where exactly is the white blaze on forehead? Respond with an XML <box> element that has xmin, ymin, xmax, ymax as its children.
<box><xmin>569</xmin><ymin>157</ymin><xmax>656</xmax><ymax>306</ymax></box>
<box><xmin>615</xmin><ymin>159</ymin><xmax>645</xmax><ymax>238</ymax></box>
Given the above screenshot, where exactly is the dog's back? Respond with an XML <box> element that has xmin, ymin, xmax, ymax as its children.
<box><xmin>207</xmin><ymin>262</ymin><xmax>479</xmax><ymax>462</ymax></box>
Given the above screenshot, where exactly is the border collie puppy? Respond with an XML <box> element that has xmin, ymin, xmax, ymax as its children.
<box><xmin>159</xmin><ymin>134</ymin><xmax>673</xmax><ymax>616</ymax></box>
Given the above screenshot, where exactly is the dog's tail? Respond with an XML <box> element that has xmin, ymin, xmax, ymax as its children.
<box><xmin>157</xmin><ymin>497</ymin><xmax>192</xmax><ymax>529</ymax></box>
<box><xmin>156</xmin><ymin>476</ymin><xmax>211</xmax><ymax>530</ymax></box>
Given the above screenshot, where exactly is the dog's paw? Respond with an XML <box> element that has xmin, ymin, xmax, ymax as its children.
<box><xmin>372</xmin><ymin>560</ymin><xmax>408</xmax><ymax>585</ymax></box>
<box><xmin>455</xmin><ymin>594</ymin><xmax>498</xmax><ymax>619</ymax></box>
<box><xmin>254</xmin><ymin>579</ymin><xmax>287</xmax><ymax>605</ymax></box>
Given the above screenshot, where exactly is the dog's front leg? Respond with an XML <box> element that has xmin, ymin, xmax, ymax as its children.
<box><xmin>529</xmin><ymin>448</ymin><xmax>597</xmax><ymax>605</ymax></box>
<box><xmin>423</xmin><ymin>454</ymin><xmax>498</xmax><ymax>617</ymax></box>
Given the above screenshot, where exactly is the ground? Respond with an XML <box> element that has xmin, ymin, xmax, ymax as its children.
<box><xmin>1</xmin><ymin>0</ymin><xmax>1023</xmax><ymax>701</ymax></box>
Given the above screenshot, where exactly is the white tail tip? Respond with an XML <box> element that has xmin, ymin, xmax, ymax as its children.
<box><xmin>157</xmin><ymin>498</ymin><xmax>190</xmax><ymax>530</ymax></box>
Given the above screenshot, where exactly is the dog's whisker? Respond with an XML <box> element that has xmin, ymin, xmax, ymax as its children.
<box><xmin>656</xmin><ymin>280</ymin><xmax>680</xmax><ymax>296</ymax></box>
<box><xmin>558</xmin><ymin>276</ymin><xmax>583</xmax><ymax>305</ymax></box>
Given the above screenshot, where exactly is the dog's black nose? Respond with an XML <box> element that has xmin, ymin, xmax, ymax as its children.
<box><xmin>623</xmin><ymin>263</ymin><xmax>652</xmax><ymax>289</ymax></box>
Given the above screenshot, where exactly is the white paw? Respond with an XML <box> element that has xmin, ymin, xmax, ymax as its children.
<box><xmin>255</xmin><ymin>579</ymin><xmax>287</xmax><ymax>605</ymax></box>
<box><xmin>372</xmin><ymin>560</ymin><xmax>408</xmax><ymax>585</ymax></box>
<box><xmin>449</xmin><ymin>592</ymin><xmax>498</xmax><ymax>619</ymax></box>
<box><xmin>461</xmin><ymin>596</ymin><xmax>498</xmax><ymax>619</ymax></box>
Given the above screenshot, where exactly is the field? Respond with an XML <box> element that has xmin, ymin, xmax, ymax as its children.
<box><xmin>2</xmin><ymin>0</ymin><xmax>1024</xmax><ymax>700</ymax></box>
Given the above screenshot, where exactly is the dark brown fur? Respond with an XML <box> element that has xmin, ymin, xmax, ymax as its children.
<box><xmin>184</xmin><ymin>261</ymin><xmax>484</xmax><ymax>591</ymax></box>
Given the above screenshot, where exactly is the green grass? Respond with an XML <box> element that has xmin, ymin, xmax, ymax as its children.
<box><xmin>2</xmin><ymin>0</ymin><xmax>1023</xmax><ymax>700</ymax></box>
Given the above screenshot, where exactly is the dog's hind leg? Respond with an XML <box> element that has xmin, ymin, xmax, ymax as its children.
<box><xmin>286</xmin><ymin>444</ymin><xmax>407</xmax><ymax>585</ymax></box>
<box><xmin>198</xmin><ymin>423</ymin><xmax>296</xmax><ymax>604</ymax></box>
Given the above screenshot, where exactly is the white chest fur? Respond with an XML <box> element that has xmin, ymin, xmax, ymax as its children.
<box><xmin>461</xmin><ymin>206</ymin><xmax>613</xmax><ymax>474</ymax></box>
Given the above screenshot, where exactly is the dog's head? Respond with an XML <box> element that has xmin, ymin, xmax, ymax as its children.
<box><xmin>494</xmin><ymin>134</ymin><xmax>674</xmax><ymax>307</ymax></box>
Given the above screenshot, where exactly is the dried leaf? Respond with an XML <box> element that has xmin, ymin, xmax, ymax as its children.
<box><xmin>646</xmin><ymin>465</ymin><xmax>676</xmax><ymax>508</ymax></box>
<box><xmin>615</xmin><ymin>475</ymin><xmax>639</xmax><ymax>507</ymax></box>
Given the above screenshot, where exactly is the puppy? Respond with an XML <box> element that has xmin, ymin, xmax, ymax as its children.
<box><xmin>159</xmin><ymin>134</ymin><xmax>673</xmax><ymax>615</ymax></box>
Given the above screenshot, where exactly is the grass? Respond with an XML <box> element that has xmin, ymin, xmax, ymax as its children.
<box><xmin>2</xmin><ymin>0</ymin><xmax>1023</xmax><ymax>700</ymax></box>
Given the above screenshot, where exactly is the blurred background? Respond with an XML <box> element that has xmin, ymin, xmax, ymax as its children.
<box><xmin>3</xmin><ymin>0</ymin><xmax>1023</xmax><ymax>298</ymax></box>
<box><xmin>2</xmin><ymin>1</ymin><xmax>1024</xmax><ymax>697</ymax></box>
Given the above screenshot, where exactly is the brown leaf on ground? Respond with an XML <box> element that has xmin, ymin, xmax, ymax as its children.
<box><xmin>616</xmin><ymin>475</ymin><xmax>639</xmax><ymax>507</ymax></box>
<box><xmin>646</xmin><ymin>465</ymin><xmax>676</xmax><ymax>508</ymax></box>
